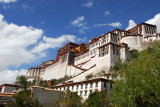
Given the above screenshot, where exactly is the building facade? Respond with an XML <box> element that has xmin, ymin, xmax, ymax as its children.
<box><xmin>26</xmin><ymin>23</ymin><xmax>160</xmax><ymax>83</ymax></box>
<box><xmin>0</xmin><ymin>84</ymin><xmax>20</xmax><ymax>106</ymax></box>
<box><xmin>0</xmin><ymin>84</ymin><xmax>20</xmax><ymax>93</ymax></box>
<box><xmin>52</xmin><ymin>78</ymin><xmax>113</xmax><ymax>100</ymax></box>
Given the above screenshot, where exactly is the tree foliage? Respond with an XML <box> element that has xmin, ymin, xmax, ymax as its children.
<box><xmin>84</xmin><ymin>91</ymin><xmax>112</xmax><ymax>107</ymax></box>
<box><xmin>16</xmin><ymin>75</ymin><xmax>29</xmax><ymax>91</ymax></box>
<box><xmin>53</xmin><ymin>89</ymin><xmax>82</xmax><ymax>107</ymax></box>
<box><xmin>85</xmin><ymin>74</ymin><xmax>93</xmax><ymax>80</ymax></box>
<box><xmin>111</xmin><ymin>41</ymin><xmax>160</xmax><ymax>107</ymax></box>
<box><xmin>6</xmin><ymin>90</ymin><xmax>42</xmax><ymax>107</ymax></box>
<box><xmin>130</xmin><ymin>49</ymin><xmax>139</xmax><ymax>59</ymax></box>
<box><xmin>113</xmin><ymin>61</ymin><xmax>127</xmax><ymax>71</ymax></box>
<box><xmin>51</xmin><ymin>75</ymin><xmax>72</xmax><ymax>86</ymax></box>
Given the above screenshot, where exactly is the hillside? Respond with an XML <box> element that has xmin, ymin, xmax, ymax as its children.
<box><xmin>111</xmin><ymin>41</ymin><xmax>160</xmax><ymax>107</ymax></box>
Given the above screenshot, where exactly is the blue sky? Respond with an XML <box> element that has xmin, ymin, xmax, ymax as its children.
<box><xmin>0</xmin><ymin>0</ymin><xmax>160</xmax><ymax>84</ymax></box>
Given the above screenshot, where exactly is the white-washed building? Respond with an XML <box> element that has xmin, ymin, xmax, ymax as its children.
<box><xmin>52</xmin><ymin>78</ymin><xmax>113</xmax><ymax>100</ymax></box>
<box><xmin>26</xmin><ymin>23</ymin><xmax>160</xmax><ymax>83</ymax></box>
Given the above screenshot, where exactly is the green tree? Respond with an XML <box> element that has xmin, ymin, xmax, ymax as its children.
<box><xmin>16</xmin><ymin>75</ymin><xmax>29</xmax><ymax>91</ymax></box>
<box><xmin>53</xmin><ymin>89</ymin><xmax>82</xmax><ymax>107</ymax></box>
<box><xmin>130</xmin><ymin>49</ymin><xmax>139</xmax><ymax>59</ymax></box>
<box><xmin>84</xmin><ymin>91</ymin><xmax>111</xmax><ymax>107</ymax></box>
<box><xmin>85</xmin><ymin>74</ymin><xmax>93</xmax><ymax>80</ymax></box>
<box><xmin>111</xmin><ymin>41</ymin><xmax>160</xmax><ymax>107</ymax></box>
<box><xmin>113</xmin><ymin>61</ymin><xmax>127</xmax><ymax>71</ymax></box>
<box><xmin>6</xmin><ymin>90</ymin><xmax>42</xmax><ymax>107</ymax></box>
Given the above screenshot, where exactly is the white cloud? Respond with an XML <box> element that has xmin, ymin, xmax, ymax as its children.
<box><xmin>79</xmin><ymin>26</ymin><xmax>89</xmax><ymax>34</ymax></box>
<box><xmin>126</xmin><ymin>20</ymin><xmax>137</xmax><ymax>30</ymax></box>
<box><xmin>0</xmin><ymin>14</ymin><xmax>43</xmax><ymax>70</ymax></box>
<box><xmin>71</xmin><ymin>16</ymin><xmax>89</xmax><ymax>34</ymax></box>
<box><xmin>76</xmin><ymin>37</ymin><xmax>87</xmax><ymax>43</ymax></box>
<box><xmin>0</xmin><ymin>69</ymin><xmax>27</xmax><ymax>85</ymax></box>
<box><xmin>0</xmin><ymin>14</ymin><xmax>80</xmax><ymax>70</ymax></box>
<box><xmin>146</xmin><ymin>13</ymin><xmax>160</xmax><ymax>33</ymax></box>
<box><xmin>83</xmin><ymin>1</ymin><xmax>93</xmax><ymax>8</ymax></box>
<box><xmin>108</xmin><ymin>22</ymin><xmax>122</xmax><ymax>27</ymax></box>
<box><xmin>0</xmin><ymin>13</ymin><xmax>86</xmax><ymax>84</ymax></box>
<box><xmin>71</xmin><ymin>16</ymin><xmax>86</xmax><ymax>27</ymax></box>
<box><xmin>31</xmin><ymin>35</ymin><xmax>76</xmax><ymax>55</ymax></box>
<box><xmin>104</xmin><ymin>11</ymin><xmax>110</xmax><ymax>15</ymax></box>
<box><xmin>125</xmin><ymin>14</ymin><xmax>160</xmax><ymax>32</ymax></box>
<box><xmin>0</xmin><ymin>0</ymin><xmax>16</xmax><ymax>3</ymax></box>
<box><xmin>94</xmin><ymin>23</ymin><xmax>107</xmax><ymax>27</ymax></box>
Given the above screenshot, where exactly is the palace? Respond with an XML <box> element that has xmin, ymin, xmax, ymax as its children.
<box><xmin>26</xmin><ymin>23</ymin><xmax>160</xmax><ymax>84</ymax></box>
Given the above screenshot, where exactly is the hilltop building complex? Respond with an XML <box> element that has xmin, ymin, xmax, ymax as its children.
<box><xmin>26</xmin><ymin>23</ymin><xmax>160</xmax><ymax>84</ymax></box>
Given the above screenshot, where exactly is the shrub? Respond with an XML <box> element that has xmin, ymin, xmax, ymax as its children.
<box><xmin>85</xmin><ymin>74</ymin><xmax>93</xmax><ymax>80</ymax></box>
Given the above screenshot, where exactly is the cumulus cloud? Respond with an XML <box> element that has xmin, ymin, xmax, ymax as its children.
<box><xmin>83</xmin><ymin>1</ymin><xmax>93</xmax><ymax>8</ymax></box>
<box><xmin>0</xmin><ymin>14</ymin><xmax>43</xmax><ymax>70</ymax></box>
<box><xmin>0</xmin><ymin>13</ymin><xmax>85</xmax><ymax>84</ymax></box>
<box><xmin>0</xmin><ymin>69</ymin><xmax>27</xmax><ymax>85</ymax></box>
<box><xmin>126</xmin><ymin>20</ymin><xmax>137</xmax><ymax>30</ymax></box>
<box><xmin>104</xmin><ymin>11</ymin><xmax>110</xmax><ymax>15</ymax></box>
<box><xmin>31</xmin><ymin>35</ymin><xmax>76</xmax><ymax>56</ymax></box>
<box><xmin>125</xmin><ymin>14</ymin><xmax>160</xmax><ymax>32</ymax></box>
<box><xmin>0</xmin><ymin>14</ymin><xmax>81</xmax><ymax>70</ymax></box>
<box><xmin>0</xmin><ymin>0</ymin><xmax>16</xmax><ymax>3</ymax></box>
<box><xmin>146</xmin><ymin>13</ymin><xmax>160</xmax><ymax>33</ymax></box>
<box><xmin>108</xmin><ymin>22</ymin><xmax>122</xmax><ymax>27</ymax></box>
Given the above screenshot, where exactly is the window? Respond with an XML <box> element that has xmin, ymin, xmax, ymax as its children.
<box><xmin>117</xmin><ymin>50</ymin><xmax>119</xmax><ymax>55</ymax></box>
<box><xmin>72</xmin><ymin>86</ymin><xmax>74</xmax><ymax>90</ymax></box>
<box><xmin>76</xmin><ymin>85</ymin><xmax>78</xmax><ymax>90</ymax></box>
<box><xmin>113</xmin><ymin>46</ymin><xmax>115</xmax><ymax>55</ymax></box>
<box><xmin>96</xmin><ymin>82</ymin><xmax>98</xmax><ymax>87</ymax></box>
<box><xmin>80</xmin><ymin>91</ymin><xmax>83</xmax><ymax>96</ymax></box>
<box><xmin>81</xmin><ymin>85</ymin><xmax>83</xmax><ymax>89</ymax></box>
<box><xmin>90</xmin><ymin>90</ymin><xmax>92</xmax><ymax>93</ymax></box>
<box><xmin>104</xmin><ymin>83</ymin><xmax>106</xmax><ymax>88</ymax></box>
<box><xmin>110</xmin><ymin>83</ymin><xmax>113</xmax><ymax>89</ymax></box>
<box><xmin>64</xmin><ymin>87</ymin><xmax>65</xmax><ymax>91</ymax></box>
<box><xmin>85</xmin><ymin>84</ymin><xmax>88</xmax><ymax>89</ymax></box>
<box><xmin>90</xmin><ymin>83</ymin><xmax>93</xmax><ymax>88</ymax></box>
<box><xmin>85</xmin><ymin>91</ymin><xmax>87</xmax><ymax>96</ymax></box>
<box><xmin>107</xmin><ymin>76</ymin><xmax>110</xmax><ymax>79</ymax></box>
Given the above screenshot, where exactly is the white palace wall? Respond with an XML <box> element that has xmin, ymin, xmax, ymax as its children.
<box><xmin>120</xmin><ymin>36</ymin><xmax>139</xmax><ymax>50</ymax></box>
<box><xmin>66</xmin><ymin>65</ymin><xmax>84</xmax><ymax>77</ymax></box>
<box><xmin>41</xmin><ymin>61</ymin><xmax>65</xmax><ymax>80</ymax></box>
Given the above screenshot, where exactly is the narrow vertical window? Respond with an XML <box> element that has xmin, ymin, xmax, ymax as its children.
<box><xmin>81</xmin><ymin>85</ymin><xmax>83</xmax><ymax>89</ymax></box>
<box><xmin>77</xmin><ymin>85</ymin><xmax>78</xmax><ymax>90</ymax></box>
<box><xmin>96</xmin><ymin>82</ymin><xmax>98</xmax><ymax>87</ymax></box>
<box><xmin>104</xmin><ymin>82</ymin><xmax>106</xmax><ymax>88</ymax></box>
<box><xmin>90</xmin><ymin>83</ymin><xmax>93</xmax><ymax>88</ymax></box>
<box><xmin>85</xmin><ymin>84</ymin><xmax>88</xmax><ymax>89</ymax></box>
<box><xmin>85</xmin><ymin>91</ymin><xmax>87</xmax><ymax>96</ymax></box>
